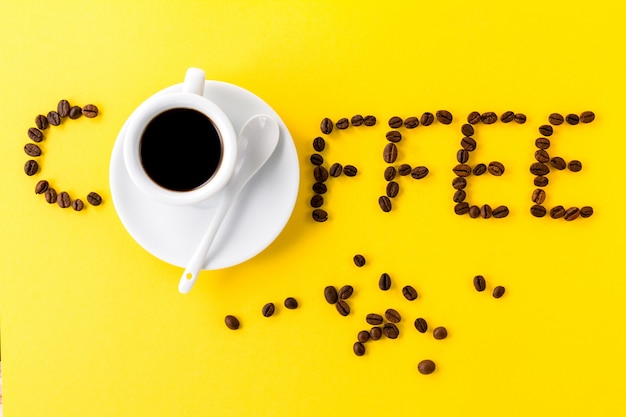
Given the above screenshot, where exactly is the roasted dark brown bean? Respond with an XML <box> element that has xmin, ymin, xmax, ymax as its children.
<box><xmin>343</xmin><ymin>165</ymin><xmax>358</xmax><ymax>176</ymax></box>
<box><xmin>24</xmin><ymin>159</ymin><xmax>39</xmax><ymax>176</ymax></box>
<box><xmin>35</xmin><ymin>114</ymin><xmax>49</xmax><ymax>129</ymax></box>
<box><xmin>398</xmin><ymin>164</ymin><xmax>412</xmax><ymax>176</ymax></box>
<box><xmin>418</xmin><ymin>359</ymin><xmax>436</xmax><ymax>374</ymax></box>
<box><xmin>501</xmin><ymin>111</ymin><xmax>515</xmax><ymax>123</ymax></box>
<box><xmin>357</xmin><ymin>330</ymin><xmax>370</xmax><ymax>343</ymax></box>
<box><xmin>384</xmin><ymin>166</ymin><xmax>396</xmax><ymax>181</ymax></box>
<box><xmin>35</xmin><ymin>180</ymin><xmax>49</xmax><ymax>194</ymax></box>
<box><xmin>28</xmin><ymin>127</ymin><xmax>44</xmax><ymax>142</ymax></box>
<box><xmin>566</xmin><ymin>114</ymin><xmax>579</xmax><ymax>125</ymax></box>
<box><xmin>262</xmin><ymin>302</ymin><xmax>275</xmax><ymax>317</ymax></box>
<box><xmin>47</xmin><ymin>111</ymin><xmax>61</xmax><ymax>126</ymax></box>
<box><xmin>57</xmin><ymin>191</ymin><xmax>71</xmax><ymax>208</ymax></box>
<box><xmin>481</xmin><ymin>112</ymin><xmax>497</xmax><ymax>124</ymax></box>
<box><xmin>313</xmin><ymin>136</ymin><xmax>325</xmax><ymax>151</ymax></box>
<box><xmin>473</xmin><ymin>163</ymin><xmax>487</xmax><ymax>176</ymax></box>
<box><xmin>433</xmin><ymin>326</ymin><xmax>448</xmax><ymax>340</ymax></box>
<box><xmin>379</xmin><ymin>273</ymin><xmax>391</xmax><ymax>291</ymax></box>
<box><xmin>388</xmin><ymin>116</ymin><xmax>403</xmax><ymax>128</ymax></box>
<box><xmin>335</xmin><ymin>118</ymin><xmax>349</xmax><ymax>129</ymax></box>
<box><xmin>461</xmin><ymin>136</ymin><xmax>477</xmax><ymax>151</ymax></box>
<box><xmin>383</xmin><ymin>323</ymin><xmax>399</xmax><ymax>339</ymax></box>
<box><xmin>312</xmin><ymin>208</ymin><xmax>328</xmax><ymax>222</ymax></box>
<box><xmin>329</xmin><ymin>163</ymin><xmax>342</xmax><ymax>177</ymax></box>
<box><xmin>71</xmin><ymin>199</ymin><xmax>84</xmax><ymax>211</ymax></box>
<box><xmin>338</xmin><ymin>285</ymin><xmax>354</xmax><ymax>300</ymax></box>
<box><xmin>488</xmin><ymin>161</ymin><xmax>505</xmax><ymax>176</ymax></box>
<box><xmin>310</xmin><ymin>194</ymin><xmax>323</xmax><ymax>208</ymax></box>
<box><xmin>45</xmin><ymin>187</ymin><xmax>57</xmax><ymax>204</ymax></box>
<box><xmin>351</xmin><ymin>114</ymin><xmax>364</xmax><ymax>126</ymax></box>
<box><xmin>414</xmin><ymin>318</ymin><xmax>428</xmax><ymax>333</ymax></box>
<box><xmin>550</xmin><ymin>157</ymin><xmax>566</xmax><ymax>170</ymax></box>
<box><xmin>480</xmin><ymin>204</ymin><xmax>492</xmax><ymax>219</ymax></box>
<box><xmin>539</xmin><ymin>125</ymin><xmax>553</xmax><ymax>136</ymax></box>
<box><xmin>310</xmin><ymin>153</ymin><xmax>323</xmax><ymax>166</ymax></box>
<box><xmin>473</xmin><ymin>275</ymin><xmax>486</xmax><ymax>292</ymax></box>
<box><xmin>453</xmin><ymin>189</ymin><xmax>466</xmax><ymax>203</ymax></box>
<box><xmin>404</xmin><ymin>116</ymin><xmax>419</xmax><ymax>129</ymax></box>
<box><xmin>568</xmin><ymin>160</ymin><xmax>582</xmax><ymax>172</ymax></box>
<box><xmin>469</xmin><ymin>205</ymin><xmax>480</xmax><ymax>218</ymax></box>
<box><xmin>383</xmin><ymin>143</ymin><xmax>398</xmax><ymax>163</ymax></box>
<box><xmin>452</xmin><ymin>177</ymin><xmax>467</xmax><ymax>190</ymax></box>
<box><xmin>69</xmin><ymin>106</ymin><xmax>82</xmax><ymax>119</ymax></box>
<box><xmin>284</xmin><ymin>297</ymin><xmax>298</xmax><ymax>309</ymax></box>
<box><xmin>57</xmin><ymin>99</ymin><xmax>70</xmax><ymax>118</ymax></box>
<box><xmin>402</xmin><ymin>285</ymin><xmax>418</xmax><ymax>301</ymax></box>
<box><xmin>453</xmin><ymin>164</ymin><xmax>472</xmax><ymax>177</ymax></box>
<box><xmin>385</xmin><ymin>308</ymin><xmax>401</xmax><ymax>323</ymax></box>
<box><xmin>461</xmin><ymin>124</ymin><xmax>474</xmax><ymax>136</ymax></box>
<box><xmin>580</xmin><ymin>111</ymin><xmax>595</xmax><ymax>123</ymax></box>
<box><xmin>420</xmin><ymin>112</ymin><xmax>435</xmax><ymax>126</ymax></box>
<box><xmin>366</xmin><ymin>313</ymin><xmax>384</xmax><ymax>325</ymax></box>
<box><xmin>378</xmin><ymin>195</ymin><xmax>392</xmax><ymax>212</ymax></box>
<box><xmin>410</xmin><ymin>166</ymin><xmax>429</xmax><ymax>180</ymax></box>
<box><xmin>534</xmin><ymin>176</ymin><xmax>549</xmax><ymax>187</ymax></box>
<box><xmin>314</xmin><ymin>166</ymin><xmax>328</xmax><ymax>182</ymax></box>
<box><xmin>457</xmin><ymin>149</ymin><xmax>469</xmax><ymax>163</ymax></box>
<box><xmin>353</xmin><ymin>342</ymin><xmax>366</xmax><ymax>356</ymax></box>
<box><xmin>370</xmin><ymin>327</ymin><xmax>382</xmax><ymax>340</ymax></box>
<box><xmin>436</xmin><ymin>110</ymin><xmax>453</xmax><ymax>124</ymax></box>
<box><xmin>336</xmin><ymin>300</ymin><xmax>350</xmax><ymax>316</ymax></box>
<box><xmin>535</xmin><ymin>137</ymin><xmax>551</xmax><ymax>150</ymax></box>
<box><xmin>363</xmin><ymin>115</ymin><xmax>377</xmax><ymax>126</ymax></box>
<box><xmin>454</xmin><ymin>202</ymin><xmax>470</xmax><ymax>215</ymax></box>
<box><xmin>324</xmin><ymin>286</ymin><xmax>338</xmax><ymax>304</ymax></box>
<box><xmin>530</xmin><ymin>162</ymin><xmax>550</xmax><ymax>176</ymax></box>
<box><xmin>535</xmin><ymin>149</ymin><xmax>550</xmax><ymax>163</ymax></box>
<box><xmin>580</xmin><ymin>206</ymin><xmax>594</xmax><ymax>218</ymax></box>
<box><xmin>386</xmin><ymin>131</ymin><xmax>402</xmax><ymax>143</ymax></box>
<box><xmin>531</xmin><ymin>189</ymin><xmax>546</xmax><ymax>204</ymax></box>
<box><xmin>24</xmin><ymin>143</ymin><xmax>41</xmax><ymax>157</ymax></box>
<box><xmin>550</xmin><ymin>205</ymin><xmax>566</xmax><ymax>219</ymax></box>
<box><xmin>225</xmin><ymin>315</ymin><xmax>240</xmax><ymax>330</ymax></box>
<box><xmin>467</xmin><ymin>111</ymin><xmax>481</xmax><ymax>124</ymax></box>
<box><xmin>513</xmin><ymin>113</ymin><xmax>526</xmax><ymax>124</ymax></box>
<box><xmin>386</xmin><ymin>181</ymin><xmax>399</xmax><ymax>198</ymax></box>
<box><xmin>493</xmin><ymin>205</ymin><xmax>509</xmax><ymax>218</ymax></box>
<box><xmin>353</xmin><ymin>254</ymin><xmax>366</xmax><ymax>267</ymax></box>
<box><xmin>312</xmin><ymin>182</ymin><xmax>327</xmax><ymax>194</ymax></box>
<box><xmin>530</xmin><ymin>204</ymin><xmax>547</xmax><ymax>217</ymax></box>
<box><xmin>564</xmin><ymin>207</ymin><xmax>580</xmax><ymax>221</ymax></box>
<box><xmin>320</xmin><ymin>118</ymin><xmax>333</xmax><ymax>134</ymax></box>
<box><xmin>493</xmin><ymin>286</ymin><xmax>506</xmax><ymax>298</ymax></box>
<box><xmin>549</xmin><ymin>113</ymin><xmax>564</xmax><ymax>125</ymax></box>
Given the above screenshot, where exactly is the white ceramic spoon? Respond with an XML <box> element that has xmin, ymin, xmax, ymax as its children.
<box><xmin>178</xmin><ymin>114</ymin><xmax>280</xmax><ymax>294</ymax></box>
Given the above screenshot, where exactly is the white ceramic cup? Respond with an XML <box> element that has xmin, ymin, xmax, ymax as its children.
<box><xmin>123</xmin><ymin>68</ymin><xmax>237</xmax><ymax>206</ymax></box>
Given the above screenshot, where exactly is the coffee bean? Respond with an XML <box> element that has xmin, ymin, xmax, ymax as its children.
<box><xmin>24</xmin><ymin>143</ymin><xmax>41</xmax><ymax>157</ymax></box>
<box><xmin>324</xmin><ymin>286</ymin><xmax>338</xmax><ymax>304</ymax></box>
<box><xmin>224</xmin><ymin>315</ymin><xmax>240</xmax><ymax>330</ymax></box>
<box><xmin>420</xmin><ymin>112</ymin><xmax>435</xmax><ymax>126</ymax></box>
<box><xmin>454</xmin><ymin>202</ymin><xmax>470</xmax><ymax>215</ymax></box>
<box><xmin>473</xmin><ymin>163</ymin><xmax>487</xmax><ymax>176</ymax></box>
<box><xmin>386</xmin><ymin>181</ymin><xmax>399</xmax><ymax>198</ymax></box>
<box><xmin>47</xmin><ymin>111</ymin><xmax>61</xmax><ymax>126</ymax></box>
<box><xmin>24</xmin><ymin>159</ymin><xmax>38</xmax><ymax>176</ymax></box>
<box><xmin>488</xmin><ymin>161</ymin><xmax>505</xmax><ymax>176</ymax></box>
<box><xmin>568</xmin><ymin>160</ymin><xmax>582</xmax><ymax>172</ymax></box>
<box><xmin>530</xmin><ymin>162</ymin><xmax>550</xmax><ymax>176</ymax></box>
<box><xmin>310</xmin><ymin>153</ymin><xmax>323</xmax><ymax>166</ymax></box>
<box><xmin>329</xmin><ymin>163</ymin><xmax>342</xmax><ymax>177</ymax></box>
<box><xmin>404</xmin><ymin>116</ymin><xmax>419</xmax><ymax>129</ymax></box>
<box><xmin>580</xmin><ymin>206</ymin><xmax>594</xmax><ymax>218</ymax></box>
<box><xmin>383</xmin><ymin>323</ymin><xmax>399</xmax><ymax>339</ymax></box>
<box><xmin>370</xmin><ymin>327</ymin><xmax>382</xmax><ymax>340</ymax></box>
<box><xmin>284</xmin><ymin>297</ymin><xmax>298</xmax><ymax>309</ymax></box>
<box><xmin>452</xmin><ymin>177</ymin><xmax>467</xmax><ymax>190</ymax></box>
<box><xmin>384</xmin><ymin>166</ymin><xmax>396</xmax><ymax>181</ymax></box>
<box><xmin>35</xmin><ymin>114</ymin><xmax>49</xmax><ymax>129</ymax></box>
<box><xmin>564</xmin><ymin>207</ymin><xmax>580</xmax><ymax>221</ymax></box>
<box><xmin>514</xmin><ymin>113</ymin><xmax>527</xmax><ymax>124</ymax></box>
<box><xmin>493</xmin><ymin>286</ymin><xmax>506</xmax><ymax>298</ymax></box>
<box><xmin>352</xmin><ymin>341</ymin><xmax>365</xmax><ymax>356</ymax></box>
<box><xmin>565</xmin><ymin>113</ymin><xmax>579</xmax><ymax>125</ymax></box>
<box><xmin>312</xmin><ymin>182</ymin><xmax>327</xmax><ymax>194</ymax></box>
<box><xmin>550</xmin><ymin>205</ymin><xmax>565</xmax><ymax>219</ymax></box>
<box><xmin>433</xmin><ymin>326</ymin><xmax>448</xmax><ymax>340</ymax></box>
<box><xmin>418</xmin><ymin>359</ymin><xmax>436</xmax><ymax>375</ymax></box>
<box><xmin>82</xmin><ymin>104</ymin><xmax>98</xmax><ymax>118</ymax></box>
<box><xmin>351</xmin><ymin>114</ymin><xmax>364</xmax><ymax>126</ymax></box>
<box><xmin>357</xmin><ymin>330</ymin><xmax>370</xmax><ymax>343</ymax></box>
<box><xmin>45</xmin><ymin>187</ymin><xmax>57</xmax><ymax>204</ymax></box>
<box><xmin>35</xmin><ymin>180</ymin><xmax>49</xmax><ymax>194</ymax></box>
<box><xmin>379</xmin><ymin>273</ymin><xmax>391</xmax><ymax>291</ymax></box>
<box><xmin>473</xmin><ymin>275</ymin><xmax>486</xmax><ymax>291</ymax></box>
<box><xmin>398</xmin><ymin>164</ymin><xmax>412</xmax><ymax>176</ymax></box>
<box><xmin>530</xmin><ymin>204</ymin><xmax>547</xmax><ymax>217</ymax></box>
<box><xmin>550</xmin><ymin>157</ymin><xmax>566</xmax><ymax>170</ymax></box>
<box><xmin>410</xmin><ymin>166</ymin><xmax>429</xmax><ymax>180</ymax></box>
<box><xmin>535</xmin><ymin>149</ymin><xmax>550</xmax><ymax>163</ymax></box>
<box><xmin>320</xmin><ymin>117</ymin><xmax>333</xmax><ymax>134</ymax></box>
<box><xmin>479</xmin><ymin>204</ymin><xmax>492</xmax><ymax>219</ymax></box>
<box><xmin>539</xmin><ymin>125</ymin><xmax>553</xmax><ymax>136</ymax></box>
<box><xmin>402</xmin><ymin>285</ymin><xmax>418</xmax><ymax>301</ymax></box>
<box><xmin>469</xmin><ymin>205</ymin><xmax>480</xmax><ymax>218</ymax></box>
<box><xmin>549</xmin><ymin>113</ymin><xmax>564</xmax><ymax>125</ymax></box>
<box><xmin>261</xmin><ymin>303</ymin><xmax>276</xmax><ymax>317</ymax></box>
<box><xmin>379</xmin><ymin>195</ymin><xmax>392</xmax><ymax>212</ymax></box>
<box><xmin>535</xmin><ymin>137</ymin><xmax>551</xmax><ymax>150</ymax></box>
<box><xmin>69</xmin><ymin>106</ymin><xmax>82</xmax><ymax>119</ymax></box>
<box><xmin>436</xmin><ymin>110</ymin><xmax>453</xmax><ymax>124</ymax></box>
<box><xmin>383</xmin><ymin>143</ymin><xmax>398</xmax><ymax>163</ymax></box>
<box><xmin>28</xmin><ymin>127</ymin><xmax>44</xmax><ymax>142</ymax></box>
<box><xmin>353</xmin><ymin>254</ymin><xmax>366</xmax><ymax>267</ymax></box>
<box><xmin>312</xmin><ymin>209</ymin><xmax>328</xmax><ymax>222</ymax></box>
<box><xmin>461</xmin><ymin>124</ymin><xmax>474</xmax><ymax>136</ymax></box>
<box><xmin>366</xmin><ymin>313</ymin><xmax>384</xmax><ymax>325</ymax></box>
<box><xmin>57</xmin><ymin>191</ymin><xmax>71</xmax><ymax>208</ymax></box>
<box><xmin>457</xmin><ymin>149</ymin><xmax>469</xmax><ymax>164</ymax></box>
<box><xmin>363</xmin><ymin>115</ymin><xmax>377</xmax><ymax>126</ymax></box>
<box><xmin>534</xmin><ymin>176</ymin><xmax>549</xmax><ymax>187</ymax></box>
<box><xmin>492</xmin><ymin>205</ymin><xmax>509</xmax><ymax>219</ymax></box>
<box><xmin>453</xmin><ymin>189</ymin><xmax>466</xmax><ymax>203</ymax></box>
<box><xmin>314</xmin><ymin>166</ymin><xmax>329</xmax><ymax>183</ymax></box>
<box><xmin>531</xmin><ymin>188</ymin><xmax>546</xmax><ymax>204</ymax></box>
<box><xmin>453</xmin><ymin>164</ymin><xmax>472</xmax><ymax>177</ymax></box>
<box><xmin>414</xmin><ymin>318</ymin><xmax>428</xmax><ymax>333</ymax></box>
<box><xmin>71</xmin><ymin>198</ymin><xmax>84</xmax><ymax>211</ymax></box>
<box><xmin>467</xmin><ymin>111</ymin><xmax>481</xmax><ymax>124</ymax></box>
<box><xmin>57</xmin><ymin>99</ymin><xmax>70</xmax><ymax>118</ymax></box>
<box><xmin>501</xmin><ymin>111</ymin><xmax>515</xmax><ymax>123</ymax></box>
<box><xmin>336</xmin><ymin>300</ymin><xmax>350</xmax><ymax>316</ymax></box>
<box><xmin>313</xmin><ymin>136</ymin><xmax>325</xmax><ymax>152</ymax></box>
<box><xmin>481</xmin><ymin>111</ymin><xmax>497</xmax><ymax>124</ymax></box>
<box><xmin>338</xmin><ymin>285</ymin><xmax>354</xmax><ymax>300</ymax></box>
<box><xmin>385</xmin><ymin>308</ymin><xmax>401</xmax><ymax>323</ymax></box>
<box><xmin>388</xmin><ymin>116</ymin><xmax>403</xmax><ymax>128</ymax></box>
<box><xmin>310</xmin><ymin>194</ymin><xmax>324</xmax><ymax>208</ymax></box>
<box><xmin>343</xmin><ymin>165</ymin><xmax>357</xmax><ymax>177</ymax></box>
<box><xmin>461</xmin><ymin>136</ymin><xmax>477</xmax><ymax>151</ymax></box>
<box><xmin>580</xmin><ymin>111</ymin><xmax>595</xmax><ymax>123</ymax></box>
<box><xmin>336</xmin><ymin>118</ymin><xmax>349</xmax><ymax>129</ymax></box>
<box><xmin>386</xmin><ymin>131</ymin><xmax>402</xmax><ymax>143</ymax></box>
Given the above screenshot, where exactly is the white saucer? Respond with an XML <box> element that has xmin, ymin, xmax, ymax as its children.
<box><xmin>110</xmin><ymin>81</ymin><xmax>299</xmax><ymax>270</ymax></box>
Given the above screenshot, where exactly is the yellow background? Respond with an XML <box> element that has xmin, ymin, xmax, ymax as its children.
<box><xmin>1</xmin><ymin>1</ymin><xmax>625</xmax><ymax>416</ymax></box>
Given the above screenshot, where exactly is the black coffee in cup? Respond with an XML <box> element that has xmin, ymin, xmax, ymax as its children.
<box><xmin>140</xmin><ymin>108</ymin><xmax>222</xmax><ymax>191</ymax></box>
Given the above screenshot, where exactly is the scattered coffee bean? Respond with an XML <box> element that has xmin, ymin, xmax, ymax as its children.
<box><xmin>550</xmin><ymin>157</ymin><xmax>566</xmax><ymax>170</ymax></box>
<box><xmin>47</xmin><ymin>111</ymin><xmax>61</xmax><ymax>126</ymax></box>
<box><xmin>453</xmin><ymin>164</ymin><xmax>472</xmax><ymax>177</ymax></box>
<box><xmin>580</xmin><ymin>111</ymin><xmax>595</xmax><ymax>123</ymax></box>
<box><xmin>57</xmin><ymin>99</ymin><xmax>70</xmax><ymax>118</ymax></box>
<box><xmin>383</xmin><ymin>143</ymin><xmax>398</xmax><ymax>163</ymax></box>
<box><xmin>539</xmin><ymin>125</ymin><xmax>553</xmax><ymax>136</ymax></box>
<box><xmin>452</xmin><ymin>177</ymin><xmax>467</xmax><ymax>190</ymax></box>
<box><xmin>531</xmin><ymin>188</ymin><xmax>546</xmax><ymax>204</ymax></box>
<box><xmin>457</xmin><ymin>149</ymin><xmax>469</xmax><ymax>164</ymax></box>
<box><xmin>69</xmin><ymin>106</ymin><xmax>82</xmax><ymax>119</ymax></box>
<box><xmin>530</xmin><ymin>162</ymin><xmax>550</xmax><ymax>176</ymax></box>
<box><xmin>530</xmin><ymin>204</ymin><xmax>546</xmax><ymax>217</ymax></box>
<box><xmin>410</xmin><ymin>166</ymin><xmax>429</xmax><ymax>180</ymax></box>
<box><xmin>550</xmin><ymin>205</ymin><xmax>565</xmax><ymax>219</ymax></box>
<box><xmin>357</xmin><ymin>330</ymin><xmax>370</xmax><ymax>343</ymax></box>
<box><xmin>467</xmin><ymin>111</ymin><xmax>481</xmax><ymax>125</ymax></box>
<box><xmin>384</xmin><ymin>166</ymin><xmax>397</xmax><ymax>181</ymax></box>
<box><xmin>385</xmin><ymin>308</ymin><xmax>401</xmax><ymax>323</ymax></box>
<box><xmin>24</xmin><ymin>143</ymin><xmax>41</xmax><ymax>157</ymax></box>
<box><xmin>35</xmin><ymin>180</ymin><xmax>49</xmax><ymax>194</ymax></box>
<box><xmin>312</xmin><ymin>208</ymin><xmax>328</xmax><ymax>222</ymax></box>
<box><xmin>338</xmin><ymin>285</ymin><xmax>354</xmax><ymax>300</ymax></box>
<box><xmin>513</xmin><ymin>113</ymin><xmax>527</xmax><ymax>124</ymax></box>
<box><xmin>481</xmin><ymin>112</ymin><xmax>497</xmax><ymax>124</ymax></box>
<box><xmin>488</xmin><ymin>161</ymin><xmax>505</xmax><ymax>176</ymax></box>
<box><xmin>493</xmin><ymin>286</ymin><xmax>506</xmax><ymax>298</ymax></box>
<box><xmin>336</xmin><ymin>300</ymin><xmax>350</xmax><ymax>316</ymax></box>
<box><xmin>313</xmin><ymin>166</ymin><xmax>328</xmax><ymax>183</ymax></box>
<box><xmin>379</xmin><ymin>273</ymin><xmax>391</xmax><ymax>291</ymax></box>
<box><xmin>324</xmin><ymin>286</ymin><xmax>338</xmax><ymax>304</ymax></box>
<box><xmin>378</xmin><ymin>195</ymin><xmax>392</xmax><ymax>212</ymax></box>
<box><xmin>454</xmin><ymin>202</ymin><xmax>470</xmax><ymax>215</ymax></box>
<box><xmin>312</xmin><ymin>182</ymin><xmax>327</xmax><ymax>194</ymax></box>
<box><xmin>534</xmin><ymin>176</ymin><xmax>549</xmax><ymax>187</ymax></box>
<box><xmin>564</xmin><ymin>207</ymin><xmax>580</xmax><ymax>221</ymax></box>
<box><xmin>469</xmin><ymin>205</ymin><xmax>480</xmax><ymax>218</ymax></box>
<box><xmin>310</xmin><ymin>153</ymin><xmax>323</xmax><ymax>166</ymax></box>
<box><xmin>383</xmin><ymin>323</ymin><xmax>399</xmax><ymax>339</ymax></box>
<box><xmin>501</xmin><ymin>111</ymin><xmax>515</xmax><ymax>123</ymax></box>
<box><xmin>535</xmin><ymin>149</ymin><xmax>550</xmax><ymax>163</ymax></box>
<box><xmin>398</xmin><ymin>164</ymin><xmax>412</xmax><ymax>176</ymax></box>
<box><xmin>414</xmin><ymin>318</ymin><xmax>428</xmax><ymax>333</ymax></box>
<box><xmin>433</xmin><ymin>326</ymin><xmax>448</xmax><ymax>340</ymax></box>
<box><xmin>35</xmin><ymin>114</ymin><xmax>49</xmax><ymax>130</ymax></box>
<box><xmin>418</xmin><ymin>359</ymin><xmax>436</xmax><ymax>375</ymax></box>
<box><xmin>568</xmin><ymin>160</ymin><xmax>582</xmax><ymax>172</ymax></box>
<box><xmin>402</xmin><ymin>285</ymin><xmax>418</xmax><ymax>301</ymax></box>
<box><xmin>82</xmin><ymin>104</ymin><xmax>99</xmax><ymax>118</ymax></box>
<box><xmin>284</xmin><ymin>297</ymin><xmax>298</xmax><ymax>309</ymax></box>
<box><xmin>386</xmin><ymin>130</ymin><xmax>402</xmax><ymax>143</ymax></box>
<box><xmin>313</xmin><ymin>136</ymin><xmax>325</xmax><ymax>151</ymax></box>
<box><xmin>28</xmin><ymin>127</ymin><xmax>44</xmax><ymax>142</ymax></box>
<box><xmin>420</xmin><ymin>112</ymin><xmax>435</xmax><ymax>126</ymax></box>
<box><xmin>366</xmin><ymin>313</ymin><xmax>384</xmax><ymax>325</ymax></box>
<box><xmin>224</xmin><ymin>315</ymin><xmax>240</xmax><ymax>330</ymax></box>
<box><xmin>343</xmin><ymin>165</ymin><xmax>357</xmax><ymax>177</ymax></box>
<box><xmin>386</xmin><ymin>181</ymin><xmax>399</xmax><ymax>198</ymax></box>
<box><xmin>473</xmin><ymin>163</ymin><xmax>487</xmax><ymax>176</ymax></box>
<box><xmin>549</xmin><ymin>113</ymin><xmax>564</xmax><ymax>125</ymax></box>
<box><xmin>480</xmin><ymin>204</ymin><xmax>492</xmax><ymax>219</ymax></box>
<box><xmin>24</xmin><ymin>159</ymin><xmax>39</xmax><ymax>176</ymax></box>
<box><xmin>473</xmin><ymin>275</ymin><xmax>486</xmax><ymax>292</ymax></box>
<box><xmin>320</xmin><ymin>117</ymin><xmax>333</xmax><ymax>134</ymax></box>
<box><xmin>370</xmin><ymin>327</ymin><xmax>382</xmax><ymax>340</ymax></box>
<box><xmin>353</xmin><ymin>254</ymin><xmax>366</xmax><ymax>267</ymax></box>
<box><xmin>329</xmin><ymin>163</ymin><xmax>342</xmax><ymax>177</ymax></box>
<box><xmin>336</xmin><ymin>118</ymin><xmax>349</xmax><ymax>129</ymax></box>
<box><xmin>436</xmin><ymin>110</ymin><xmax>453</xmax><ymax>124</ymax></box>
<box><xmin>580</xmin><ymin>206</ymin><xmax>594</xmax><ymax>218</ymax></box>
<box><xmin>404</xmin><ymin>116</ymin><xmax>419</xmax><ymax>129</ymax></box>
<box><xmin>493</xmin><ymin>205</ymin><xmax>510</xmax><ymax>219</ymax></box>
<box><xmin>453</xmin><ymin>189</ymin><xmax>466</xmax><ymax>203</ymax></box>
<box><xmin>310</xmin><ymin>194</ymin><xmax>324</xmax><ymax>208</ymax></box>
<box><xmin>363</xmin><ymin>115</ymin><xmax>377</xmax><ymax>126</ymax></box>
<box><xmin>351</xmin><ymin>114</ymin><xmax>364</xmax><ymax>126</ymax></box>
<box><xmin>388</xmin><ymin>116</ymin><xmax>403</xmax><ymax>128</ymax></box>
<box><xmin>44</xmin><ymin>187</ymin><xmax>57</xmax><ymax>204</ymax></box>
<box><xmin>461</xmin><ymin>136</ymin><xmax>477</xmax><ymax>151</ymax></box>
<box><xmin>71</xmin><ymin>198</ymin><xmax>84</xmax><ymax>211</ymax></box>
<box><xmin>57</xmin><ymin>191</ymin><xmax>71</xmax><ymax>208</ymax></box>
<box><xmin>461</xmin><ymin>124</ymin><xmax>474</xmax><ymax>136</ymax></box>
<box><xmin>565</xmin><ymin>113</ymin><xmax>579</xmax><ymax>125</ymax></box>
<box><xmin>535</xmin><ymin>137</ymin><xmax>551</xmax><ymax>150</ymax></box>
<box><xmin>262</xmin><ymin>302</ymin><xmax>275</xmax><ymax>317</ymax></box>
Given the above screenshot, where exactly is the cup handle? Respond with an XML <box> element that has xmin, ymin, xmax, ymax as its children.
<box><xmin>182</xmin><ymin>67</ymin><xmax>206</xmax><ymax>96</ymax></box>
